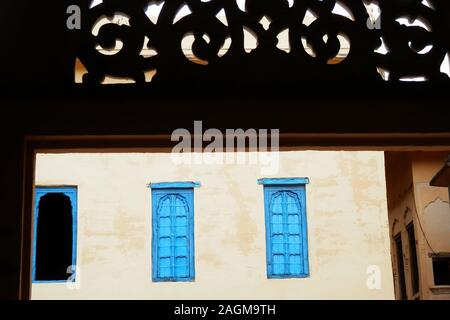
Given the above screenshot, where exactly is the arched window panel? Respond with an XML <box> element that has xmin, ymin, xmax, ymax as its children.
<box><xmin>150</xmin><ymin>182</ymin><xmax>199</xmax><ymax>282</ymax></box>
<box><xmin>259</xmin><ymin>178</ymin><xmax>309</xmax><ymax>279</ymax></box>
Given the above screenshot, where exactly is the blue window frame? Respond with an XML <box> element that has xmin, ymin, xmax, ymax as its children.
<box><xmin>258</xmin><ymin>178</ymin><xmax>310</xmax><ymax>279</ymax></box>
<box><xmin>150</xmin><ymin>182</ymin><xmax>199</xmax><ymax>282</ymax></box>
<box><xmin>33</xmin><ymin>186</ymin><xmax>77</xmax><ymax>283</ymax></box>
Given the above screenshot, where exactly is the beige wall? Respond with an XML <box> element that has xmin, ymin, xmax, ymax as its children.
<box><xmin>32</xmin><ymin>151</ymin><xmax>394</xmax><ymax>299</ymax></box>
<box><xmin>386</xmin><ymin>152</ymin><xmax>450</xmax><ymax>300</ymax></box>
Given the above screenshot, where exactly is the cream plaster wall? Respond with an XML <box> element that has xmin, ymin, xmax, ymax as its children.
<box><xmin>32</xmin><ymin>151</ymin><xmax>394</xmax><ymax>300</ymax></box>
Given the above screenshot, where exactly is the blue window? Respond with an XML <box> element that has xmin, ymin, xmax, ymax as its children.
<box><xmin>33</xmin><ymin>186</ymin><xmax>77</xmax><ymax>283</ymax></box>
<box><xmin>258</xmin><ymin>178</ymin><xmax>310</xmax><ymax>279</ymax></box>
<box><xmin>150</xmin><ymin>182</ymin><xmax>199</xmax><ymax>282</ymax></box>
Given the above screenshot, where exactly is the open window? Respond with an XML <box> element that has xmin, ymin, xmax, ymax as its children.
<box><xmin>433</xmin><ymin>257</ymin><xmax>450</xmax><ymax>286</ymax></box>
<box><xmin>406</xmin><ymin>223</ymin><xmax>420</xmax><ymax>295</ymax></box>
<box><xmin>394</xmin><ymin>233</ymin><xmax>407</xmax><ymax>299</ymax></box>
<box><xmin>33</xmin><ymin>187</ymin><xmax>77</xmax><ymax>282</ymax></box>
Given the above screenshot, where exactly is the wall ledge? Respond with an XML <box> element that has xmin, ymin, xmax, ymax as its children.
<box><xmin>430</xmin><ymin>286</ymin><xmax>450</xmax><ymax>295</ymax></box>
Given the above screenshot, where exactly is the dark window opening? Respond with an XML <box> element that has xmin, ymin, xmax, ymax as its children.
<box><xmin>433</xmin><ymin>258</ymin><xmax>450</xmax><ymax>286</ymax></box>
<box><xmin>395</xmin><ymin>234</ymin><xmax>407</xmax><ymax>300</ymax></box>
<box><xmin>35</xmin><ymin>193</ymin><xmax>73</xmax><ymax>281</ymax></box>
<box><xmin>406</xmin><ymin>223</ymin><xmax>419</xmax><ymax>295</ymax></box>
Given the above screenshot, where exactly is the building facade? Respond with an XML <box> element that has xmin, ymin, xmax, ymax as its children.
<box><xmin>32</xmin><ymin>151</ymin><xmax>394</xmax><ymax>299</ymax></box>
<box><xmin>386</xmin><ymin>152</ymin><xmax>450</xmax><ymax>300</ymax></box>
<box><xmin>2</xmin><ymin>0</ymin><xmax>450</xmax><ymax>301</ymax></box>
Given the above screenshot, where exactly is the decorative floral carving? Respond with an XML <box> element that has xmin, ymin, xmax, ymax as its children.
<box><xmin>74</xmin><ymin>0</ymin><xmax>450</xmax><ymax>84</ymax></box>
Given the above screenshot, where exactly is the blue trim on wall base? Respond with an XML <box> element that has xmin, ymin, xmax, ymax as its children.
<box><xmin>267</xmin><ymin>274</ymin><xmax>310</xmax><ymax>279</ymax></box>
<box><xmin>148</xmin><ymin>181</ymin><xmax>201</xmax><ymax>189</ymax></box>
<box><xmin>258</xmin><ymin>178</ymin><xmax>310</xmax><ymax>185</ymax></box>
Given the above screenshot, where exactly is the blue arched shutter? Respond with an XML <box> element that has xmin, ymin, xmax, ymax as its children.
<box><xmin>259</xmin><ymin>178</ymin><xmax>309</xmax><ymax>278</ymax></box>
<box><xmin>151</xmin><ymin>182</ymin><xmax>198</xmax><ymax>282</ymax></box>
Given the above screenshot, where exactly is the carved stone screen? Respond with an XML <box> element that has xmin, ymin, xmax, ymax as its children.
<box><xmin>72</xmin><ymin>0</ymin><xmax>450</xmax><ymax>85</ymax></box>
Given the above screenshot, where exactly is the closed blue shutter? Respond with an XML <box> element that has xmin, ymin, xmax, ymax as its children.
<box><xmin>151</xmin><ymin>183</ymin><xmax>197</xmax><ymax>282</ymax></box>
<box><xmin>260</xmin><ymin>178</ymin><xmax>309</xmax><ymax>279</ymax></box>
